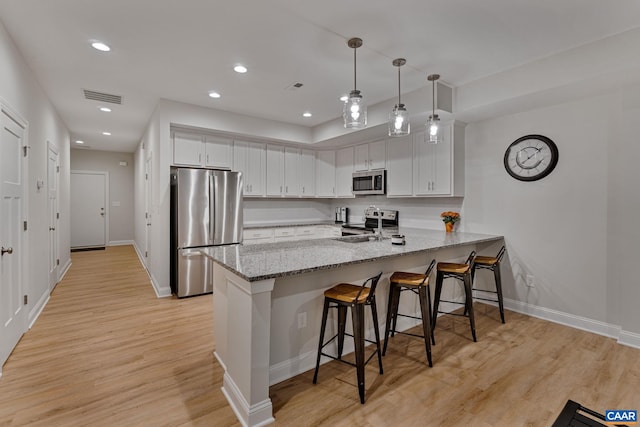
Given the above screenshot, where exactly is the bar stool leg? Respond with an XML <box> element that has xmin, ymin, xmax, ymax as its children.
<box><xmin>418</xmin><ymin>285</ymin><xmax>433</xmax><ymax>367</ymax></box>
<box><xmin>351</xmin><ymin>303</ymin><xmax>366</xmax><ymax>404</ymax></box>
<box><xmin>463</xmin><ymin>272</ymin><xmax>477</xmax><ymax>342</ymax></box>
<box><xmin>313</xmin><ymin>299</ymin><xmax>330</xmax><ymax>384</ymax></box>
<box><xmin>369</xmin><ymin>296</ymin><xmax>384</xmax><ymax>375</ymax></box>
<box><xmin>426</xmin><ymin>284</ymin><xmax>435</xmax><ymax>345</ymax></box>
<box><xmin>432</xmin><ymin>271</ymin><xmax>444</xmax><ymax>331</ymax></box>
<box><xmin>494</xmin><ymin>265</ymin><xmax>505</xmax><ymax>324</ymax></box>
<box><xmin>382</xmin><ymin>282</ymin><xmax>399</xmax><ymax>356</ymax></box>
<box><xmin>337</xmin><ymin>305</ymin><xmax>347</xmax><ymax>359</ymax></box>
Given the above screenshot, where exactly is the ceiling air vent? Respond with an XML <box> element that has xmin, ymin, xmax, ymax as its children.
<box><xmin>83</xmin><ymin>89</ymin><xmax>122</xmax><ymax>105</ymax></box>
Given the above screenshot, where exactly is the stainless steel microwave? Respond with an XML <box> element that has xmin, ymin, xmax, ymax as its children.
<box><xmin>352</xmin><ymin>170</ymin><xmax>386</xmax><ymax>195</ymax></box>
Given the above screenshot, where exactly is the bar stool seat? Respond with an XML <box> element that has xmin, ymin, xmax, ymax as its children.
<box><xmin>383</xmin><ymin>259</ymin><xmax>436</xmax><ymax>367</ymax></box>
<box><xmin>470</xmin><ymin>246</ymin><xmax>506</xmax><ymax>323</ymax></box>
<box><xmin>313</xmin><ymin>272</ymin><xmax>383</xmax><ymax>404</ymax></box>
<box><xmin>432</xmin><ymin>251</ymin><xmax>477</xmax><ymax>342</ymax></box>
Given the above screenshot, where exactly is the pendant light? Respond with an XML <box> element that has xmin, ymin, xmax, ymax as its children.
<box><xmin>343</xmin><ymin>38</ymin><xmax>367</xmax><ymax>129</ymax></box>
<box><xmin>388</xmin><ymin>58</ymin><xmax>410</xmax><ymax>137</ymax></box>
<box><xmin>426</xmin><ymin>74</ymin><xmax>441</xmax><ymax>144</ymax></box>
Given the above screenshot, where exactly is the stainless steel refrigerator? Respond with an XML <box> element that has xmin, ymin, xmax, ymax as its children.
<box><xmin>170</xmin><ymin>167</ymin><xmax>243</xmax><ymax>297</ymax></box>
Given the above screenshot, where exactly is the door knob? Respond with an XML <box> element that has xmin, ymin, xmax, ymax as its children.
<box><xmin>100</xmin><ymin>212</ymin><xmax>105</xmax><ymax>216</ymax></box>
<box><xmin>49</xmin><ymin>227</ymin><xmax>56</xmax><ymax>231</ymax></box>
<box><xmin>1</xmin><ymin>247</ymin><xmax>13</xmax><ymax>256</ymax></box>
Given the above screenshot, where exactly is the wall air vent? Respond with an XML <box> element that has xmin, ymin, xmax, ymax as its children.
<box><xmin>83</xmin><ymin>89</ymin><xmax>122</xmax><ymax>105</ymax></box>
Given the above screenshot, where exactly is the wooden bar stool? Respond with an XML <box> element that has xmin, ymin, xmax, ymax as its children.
<box><xmin>312</xmin><ymin>272</ymin><xmax>384</xmax><ymax>404</ymax></box>
<box><xmin>432</xmin><ymin>251</ymin><xmax>477</xmax><ymax>342</ymax></box>
<box><xmin>470</xmin><ymin>246</ymin><xmax>506</xmax><ymax>323</ymax></box>
<box><xmin>383</xmin><ymin>259</ymin><xmax>436</xmax><ymax>367</ymax></box>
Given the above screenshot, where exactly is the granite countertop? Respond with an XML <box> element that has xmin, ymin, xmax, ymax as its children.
<box><xmin>200</xmin><ymin>227</ymin><xmax>503</xmax><ymax>282</ymax></box>
<box><xmin>244</xmin><ymin>220</ymin><xmax>341</xmax><ymax>229</ymax></box>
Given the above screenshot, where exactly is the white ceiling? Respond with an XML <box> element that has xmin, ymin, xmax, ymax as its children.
<box><xmin>1</xmin><ymin>0</ymin><xmax>640</xmax><ymax>152</ymax></box>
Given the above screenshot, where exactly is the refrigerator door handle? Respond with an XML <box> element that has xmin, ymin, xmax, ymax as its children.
<box><xmin>209</xmin><ymin>171</ymin><xmax>215</xmax><ymax>244</ymax></box>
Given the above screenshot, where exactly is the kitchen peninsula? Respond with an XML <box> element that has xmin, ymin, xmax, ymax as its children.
<box><xmin>201</xmin><ymin>228</ymin><xmax>503</xmax><ymax>427</ymax></box>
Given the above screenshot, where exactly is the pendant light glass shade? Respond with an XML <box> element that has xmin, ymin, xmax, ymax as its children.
<box><xmin>389</xmin><ymin>58</ymin><xmax>410</xmax><ymax>137</ymax></box>
<box><xmin>343</xmin><ymin>38</ymin><xmax>367</xmax><ymax>129</ymax></box>
<box><xmin>426</xmin><ymin>74</ymin><xmax>442</xmax><ymax>144</ymax></box>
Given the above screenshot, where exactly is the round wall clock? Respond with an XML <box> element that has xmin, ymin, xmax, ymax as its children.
<box><xmin>503</xmin><ymin>134</ymin><xmax>559</xmax><ymax>181</ymax></box>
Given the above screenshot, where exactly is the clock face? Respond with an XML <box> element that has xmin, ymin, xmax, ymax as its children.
<box><xmin>503</xmin><ymin>134</ymin><xmax>558</xmax><ymax>181</ymax></box>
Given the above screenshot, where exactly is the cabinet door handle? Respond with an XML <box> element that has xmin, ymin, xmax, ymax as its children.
<box><xmin>302</xmin><ymin>186</ymin><xmax>305</xmax><ymax>194</ymax></box>
<box><xmin>1</xmin><ymin>247</ymin><xmax>13</xmax><ymax>256</ymax></box>
<box><xmin>280</xmin><ymin>185</ymin><xmax>283</xmax><ymax>193</ymax></box>
<box><xmin>199</xmin><ymin>154</ymin><xmax>201</xmax><ymax>163</ymax></box>
<box><xmin>286</xmin><ymin>186</ymin><xmax>288</xmax><ymax>193</ymax></box>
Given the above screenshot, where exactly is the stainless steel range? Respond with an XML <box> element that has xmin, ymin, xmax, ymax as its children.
<box><xmin>341</xmin><ymin>207</ymin><xmax>398</xmax><ymax>236</ymax></box>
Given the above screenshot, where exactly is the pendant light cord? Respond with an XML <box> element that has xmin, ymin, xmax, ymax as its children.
<box><xmin>432</xmin><ymin>79</ymin><xmax>435</xmax><ymax>116</ymax></box>
<box><xmin>398</xmin><ymin>66</ymin><xmax>401</xmax><ymax>105</ymax></box>
<box><xmin>353</xmin><ymin>47</ymin><xmax>357</xmax><ymax>91</ymax></box>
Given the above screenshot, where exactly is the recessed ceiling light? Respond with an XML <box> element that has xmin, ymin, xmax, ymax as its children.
<box><xmin>339</xmin><ymin>95</ymin><xmax>349</xmax><ymax>102</ymax></box>
<box><xmin>91</xmin><ymin>41</ymin><xmax>111</xmax><ymax>52</ymax></box>
<box><xmin>303</xmin><ymin>112</ymin><xmax>312</xmax><ymax>118</ymax></box>
<box><xmin>102</xmin><ymin>132</ymin><xmax>111</xmax><ymax>136</ymax></box>
<box><xmin>75</xmin><ymin>140</ymin><xmax>84</xmax><ymax>144</ymax></box>
<box><xmin>99</xmin><ymin>107</ymin><xmax>112</xmax><ymax>112</ymax></box>
<box><xmin>234</xmin><ymin>65</ymin><xmax>248</xmax><ymax>74</ymax></box>
<box><xmin>208</xmin><ymin>91</ymin><xmax>221</xmax><ymax>99</ymax></box>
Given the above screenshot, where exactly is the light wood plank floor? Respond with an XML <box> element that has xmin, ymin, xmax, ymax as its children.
<box><xmin>0</xmin><ymin>245</ymin><xmax>638</xmax><ymax>426</ymax></box>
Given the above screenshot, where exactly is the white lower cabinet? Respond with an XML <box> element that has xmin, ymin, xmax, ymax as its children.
<box><xmin>243</xmin><ymin>225</ymin><xmax>341</xmax><ymax>244</ymax></box>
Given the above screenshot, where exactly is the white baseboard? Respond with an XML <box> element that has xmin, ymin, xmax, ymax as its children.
<box><xmin>504</xmin><ymin>298</ymin><xmax>639</xmax><ymax>349</ymax></box>
<box><xmin>28</xmin><ymin>292</ymin><xmax>50</xmax><ymax>330</ymax></box>
<box><xmin>58</xmin><ymin>258</ymin><xmax>72</xmax><ymax>282</ymax></box>
<box><xmin>108</xmin><ymin>240</ymin><xmax>134</xmax><ymax>246</ymax></box>
<box><xmin>132</xmin><ymin>241</ymin><xmax>171</xmax><ymax>298</ymax></box>
<box><xmin>617</xmin><ymin>330</ymin><xmax>640</xmax><ymax>349</ymax></box>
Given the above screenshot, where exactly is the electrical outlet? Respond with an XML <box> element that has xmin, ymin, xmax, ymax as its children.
<box><xmin>526</xmin><ymin>274</ymin><xmax>535</xmax><ymax>287</ymax></box>
<box><xmin>297</xmin><ymin>312</ymin><xmax>307</xmax><ymax>329</ymax></box>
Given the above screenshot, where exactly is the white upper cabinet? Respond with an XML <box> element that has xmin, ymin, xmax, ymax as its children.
<box><xmin>413</xmin><ymin>121</ymin><xmax>465</xmax><ymax>197</ymax></box>
<box><xmin>173</xmin><ymin>132</ymin><xmax>232</xmax><ymax>169</ymax></box>
<box><xmin>386</xmin><ymin>134</ymin><xmax>413</xmax><ymax>197</ymax></box>
<box><xmin>354</xmin><ymin>140</ymin><xmax>386</xmax><ymax>171</ymax></box>
<box><xmin>299</xmin><ymin>149</ymin><xmax>316</xmax><ymax>197</ymax></box>
<box><xmin>204</xmin><ymin>136</ymin><xmax>233</xmax><ymax>169</ymax></box>
<box><xmin>284</xmin><ymin>147</ymin><xmax>300</xmax><ymax>196</ymax></box>
<box><xmin>173</xmin><ymin>132</ymin><xmax>204</xmax><ymax>166</ymax></box>
<box><xmin>266</xmin><ymin>144</ymin><xmax>285</xmax><ymax>196</ymax></box>
<box><xmin>233</xmin><ymin>140</ymin><xmax>265</xmax><ymax>196</ymax></box>
<box><xmin>336</xmin><ymin>147</ymin><xmax>355</xmax><ymax>197</ymax></box>
<box><xmin>315</xmin><ymin>150</ymin><xmax>336</xmax><ymax>197</ymax></box>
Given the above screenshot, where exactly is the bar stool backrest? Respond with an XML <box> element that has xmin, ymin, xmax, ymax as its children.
<box><xmin>423</xmin><ymin>259</ymin><xmax>436</xmax><ymax>283</ymax></box>
<box><xmin>466</xmin><ymin>250</ymin><xmax>477</xmax><ymax>270</ymax></box>
<box><xmin>495</xmin><ymin>246</ymin><xmax>506</xmax><ymax>264</ymax></box>
<box><xmin>355</xmin><ymin>271</ymin><xmax>383</xmax><ymax>304</ymax></box>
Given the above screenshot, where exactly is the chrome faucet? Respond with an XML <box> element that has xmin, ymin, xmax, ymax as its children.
<box><xmin>371</xmin><ymin>205</ymin><xmax>383</xmax><ymax>241</ymax></box>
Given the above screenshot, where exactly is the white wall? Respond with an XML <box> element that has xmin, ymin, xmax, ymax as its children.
<box><xmin>463</xmin><ymin>90</ymin><xmax>640</xmax><ymax>342</ymax></box>
<box><xmin>0</xmin><ymin>20</ymin><xmax>70</xmax><ymax>324</ymax></box>
<box><xmin>70</xmin><ymin>149</ymin><xmax>135</xmax><ymax>244</ymax></box>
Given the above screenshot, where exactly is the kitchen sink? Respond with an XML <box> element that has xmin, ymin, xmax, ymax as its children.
<box><xmin>333</xmin><ymin>235</ymin><xmax>385</xmax><ymax>243</ymax></box>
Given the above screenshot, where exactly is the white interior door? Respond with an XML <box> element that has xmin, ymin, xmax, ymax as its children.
<box><xmin>1</xmin><ymin>108</ymin><xmax>26</xmax><ymax>368</ymax></box>
<box><xmin>48</xmin><ymin>144</ymin><xmax>59</xmax><ymax>289</ymax></box>
<box><xmin>70</xmin><ymin>171</ymin><xmax>107</xmax><ymax>248</ymax></box>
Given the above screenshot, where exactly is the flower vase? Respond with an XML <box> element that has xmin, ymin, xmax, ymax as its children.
<box><xmin>445</xmin><ymin>221</ymin><xmax>455</xmax><ymax>232</ymax></box>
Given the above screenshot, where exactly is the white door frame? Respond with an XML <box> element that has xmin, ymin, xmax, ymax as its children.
<box><xmin>70</xmin><ymin>170</ymin><xmax>109</xmax><ymax>248</ymax></box>
<box><xmin>144</xmin><ymin>152</ymin><xmax>152</xmax><ymax>267</ymax></box>
<box><xmin>47</xmin><ymin>141</ymin><xmax>59</xmax><ymax>290</ymax></box>
<box><xmin>0</xmin><ymin>99</ymin><xmax>29</xmax><ymax>374</ymax></box>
